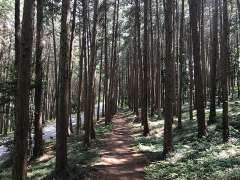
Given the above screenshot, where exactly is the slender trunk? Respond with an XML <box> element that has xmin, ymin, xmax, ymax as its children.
<box><xmin>209</xmin><ymin>0</ymin><xmax>219</xmax><ymax>124</ymax></box>
<box><xmin>33</xmin><ymin>0</ymin><xmax>44</xmax><ymax>158</ymax></box>
<box><xmin>55</xmin><ymin>0</ymin><xmax>71</xmax><ymax>174</ymax></box>
<box><xmin>84</xmin><ymin>0</ymin><xmax>99</xmax><ymax>146</ymax></box>
<box><xmin>77</xmin><ymin>12</ymin><xmax>83</xmax><ymax>135</ymax></box>
<box><xmin>177</xmin><ymin>0</ymin><xmax>184</xmax><ymax>129</ymax></box>
<box><xmin>97</xmin><ymin>41</ymin><xmax>103</xmax><ymax>121</ymax></box>
<box><xmin>201</xmin><ymin>0</ymin><xmax>206</xmax><ymax>107</ymax></box>
<box><xmin>13</xmin><ymin>0</ymin><xmax>20</xmax><ymax>166</ymax></box>
<box><xmin>52</xmin><ymin>3</ymin><xmax>58</xmax><ymax>121</ymax></box>
<box><xmin>189</xmin><ymin>0</ymin><xmax>207</xmax><ymax>138</ymax></box>
<box><xmin>14</xmin><ymin>0</ymin><xmax>20</xmax><ymax>129</ymax></box>
<box><xmin>106</xmin><ymin>0</ymin><xmax>119</xmax><ymax>124</ymax></box>
<box><xmin>163</xmin><ymin>0</ymin><xmax>174</xmax><ymax>155</ymax></box>
<box><xmin>155</xmin><ymin>0</ymin><xmax>161</xmax><ymax>112</ymax></box>
<box><xmin>68</xmin><ymin>0</ymin><xmax>78</xmax><ymax>134</ymax></box>
<box><xmin>150</xmin><ymin>0</ymin><xmax>155</xmax><ymax>116</ymax></box>
<box><xmin>133</xmin><ymin>6</ymin><xmax>139</xmax><ymax>116</ymax></box>
<box><xmin>13</xmin><ymin>0</ymin><xmax>35</xmax><ymax>178</ymax></box>
<box><xmin>103</xmin><ymin>0</ymin><xmax>109</xmax><ymax>120</ymax></box>
<box><xmin>221</xmin><ymin>0</ymin><xmax>229</xmax><ymax>142</ymax></box>
<box><xmin>188</xmin><ymin>30</ymin><xmax>194</xmax><ymax>121</ymax></box>
<box><xmin>142</xmin><ymin>0</ymin><xmax>150</xmax><ymax>136</ymax></box>
<box><xmin>82</xmin><ymin>0</ymin><xmax>88</xmax><ymax>138</ymax></box>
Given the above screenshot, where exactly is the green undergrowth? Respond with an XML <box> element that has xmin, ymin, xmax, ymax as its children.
<box><xmin>96</xmin><ymin>122</ymin><xmax>113</xmax><ymax>136</ymax></box>
<box><xmin>126</xmin><ymin>101</ymin><xmax>240</xmax><ymax>180</ymax></box>
<box><xmin>0</xmin><ymin>134</ymin><xmax>14</xmax><ymax>146</ymax></box>
<box><xmin>0</xmin><ymin>118</ymin><xmax>112</xmax><ymax>179</ymax></box>
<box><xmin>0</xmin><ymin>119</ymin><xmax>59</xmax><ymax>150</ymax></box>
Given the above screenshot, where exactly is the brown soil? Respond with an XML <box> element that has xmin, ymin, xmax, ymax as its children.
<box><xmin>86</xmin><ymin>113</ymin><xmax>148</xmax><ymax>180</ymax></box>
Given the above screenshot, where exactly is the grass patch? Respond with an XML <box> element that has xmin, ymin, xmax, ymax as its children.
<box><xmin>126</xmin><ymin>101</ymin><xmax>240</xmax><ymax>180</ymax></box>
<box><xmin>96</xmin><ymin>122</ymin><xmax>113</xmax><ymax>136</ymax></box>
<box><xmin>0</xmin><ymin>118</ymin><xmax>112</xmax><ymax>179</ymax></box>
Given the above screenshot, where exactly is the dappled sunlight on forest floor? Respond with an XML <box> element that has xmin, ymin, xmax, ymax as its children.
<box><xmin>0</xmin><ymin>119</ymin><xmax>111</xmax><ymax>179</ymax></box>
<box><xmin>86</xmin><ymin>114</ymin><xmax>148</xmax><ymax>180</ymax></box>
<box><xmin>1</xmin><ymin>101</ymin><xmax>240</xmax><ymax>179</ymax></box>
<box><xmin>125</xmin><ymin>101</ymin><xmax>240</xmax><ymax>179</ymax></box>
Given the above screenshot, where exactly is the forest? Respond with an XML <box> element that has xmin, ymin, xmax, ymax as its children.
<box><xmin>0</xmin><ymin>0</ymin><xmax>240</xmax><ymax>179</ymax></box>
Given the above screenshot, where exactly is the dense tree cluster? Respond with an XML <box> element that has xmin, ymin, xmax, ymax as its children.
<box><xmin>0</xmin><ymin>0</ymin><xmax>239</xmax><ymax>179</ymax></box>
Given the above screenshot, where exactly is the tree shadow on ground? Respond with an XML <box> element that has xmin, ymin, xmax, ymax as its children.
<box><xmin>122</xmin><ymin>101</ymin><xmax>240</xmax><ymax>179</ymax></box>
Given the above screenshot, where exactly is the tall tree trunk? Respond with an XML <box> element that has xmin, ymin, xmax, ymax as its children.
<box><xmin>142</xmin><ymin>0</ymin><xmax>150</xmax><ymax>136</ymax></box>
<box><xmin>188</xmin><ymin>31</ymin><xmax>194</xmax><ymax>121</ymax></box>
<box><xmin>84</xmin><ymin>0</ymin><xmax>99</xmax><ymax>146</ymax></box>
<box><xmin>13</xmin><ymin>0</ymin><xmax>20</xmax><ymax>166</ymax></box>
<box><xmin>106</xmin><ymin>0</ymin><xmax>117</xmax><ymax>123</ymax></box>
<box><xmin>133</xmin><ymin>8</ymin><xmax>139</xmax><ymax>117</ymax></box>
<box><xmin>33</xmin><ymin>0</ymin><xmax>44</xmax><ymax>158</ymax></box>
<box><xmin>209</xmin><ymin>0</ymin><xmax>219</xmax><ymax>124</ymax></box>
<box><xmin>77</xmin><ymin>11</ymin><xmax>83</xmax><ymax>135</ymax></box>
<box><xmin>82</xmin><ymin>0</ymin><xmax>88</xmax><ymax>138</ymax></box>
<box><xmin>155</xmin><ymin>0</ymin><xmax>161</xmax><ymax>113</ymax></box>
<box><xmin>52</xmin><ymin>1</ymin><xmax>58</xmax><ymax>121</ymax></box>
<box><xmin>13</xmin><ymin>0</ymin><xmax>35</xmax><ymax>178</ymax></box>
<box><xmin>221</xmin><ymin>0</ymin><xmax>229</xmax><ymax>142</ymax></box>
<box><xmin>68</xmin><ymin>0</ymin><xmax>78</xmax><ymax>134</ymax></box>
<box><xmin>103</xmin><ymin>0</ymin><xmax>109</xmax><ymax>121</ymax></box>
<box><xmin>201</xmin><ymin>0</ymin><xmax>206</xmax><ymax>106</ymax></box>
<box><xmin>150</xmin><ymin>0</ymin><xmax>155</xmax><ymax>116</ymax></box>
<box><xmin>97</xmin><ymin>41</ymin><xmax>103</xmax><ymax>121</ymax></box>
<box><xmin>189</xmin><ymin>0</ymin><xmax>207</xmax><ymax>138</ymax></box>
<box><xmin>106</xmin><ymin>0</ymin><xmax>119</xmax><ymax>124</ymax></box>
<box><xmin>14</xmin><ymin>0</ymin><xmax>20</xmax><ymax>69</ymax></box>
<box><xmin>163</xmin><ymin>0</ymin><xmax>174</xmax><ymax>156</ymax></box>
<box><xmin>177</xmin><ymin>0</ymin><xmax>184</xmax><ymax>129</ymax></box>
<box><xmin>55</xmin><ymin>0</ymin><xmax>71</xmax><ymax>175</ymax></box>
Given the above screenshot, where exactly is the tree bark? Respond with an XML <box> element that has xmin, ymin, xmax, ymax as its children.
<box><xmin>13</xmin><ymin>0</ymin><xmax>20</xmax><ymax>167</ymax></box>
<box><xmin>13</xmin><ymin>0</ymin><xmax>35</xmax><ymax>178</ymax></box>
<box><xmin>133</xmin><ymin>2</ymin><xmax>139</xmax><ymax>117</ymax></box>
<box><xmin>142</xmin><ymin>0</ymin><xmax>150</xmax><ymax>136</ymax></box>
<box><xmin>209</xmin><ymin>0</ymin><xmax>219</xmax><ymax>124</ymax></box>
<box><xmin>51</xmin><ymin>1</ymin><xmax>58</xmax><ymax>121</ymax></box>
<box><xmin>33</xmin><ymin>0</ymin><xmax>44</xmax><ymax>158</ymax></box>
<box><xmin>150</xmin><ymin>0</ymin><xmax>155</xmax><ymax>116</ymax></box>
<box><xmin>105</xmin><ymin>0</ymin><xmax>119</xmax><ymax>124</ymax></box>
<box><xmin>84</xmin><ymin>0</ymin><xmax>99</xmax><ymax>146</ymax></box>
<box><xmin>55</xmin><ymin>0</ymin><xmax>71</xmax><ymax>175</ymax></box>
<box><xmin>201</xmin><ymin>0</ymin><xmax>206</xmax><ymax>107</ymax></box>
<box><xmin>76</xmin><ymin>10</ymin><xmax>83</xmax><ymax>135</ymax></box>
<box><xmin>177</xmin><ymin>0</ymin><xmax>184</xmax><ymax>129</ymax></box>
<box><xmin>189</xmin><ymin>0</ymin><xmax>207</xmax><ymax>138</ymax></box>
<box><xmin>97</xmin><ymin>41</ymin><xmax>103</xmax><ymax>121</ymax></box>
<box><xmin>103</xmin><ymin>0</ymin><xmax>109</xmax><ymax>122</ymax></box>
<box><xmin>14</xmin><ymin>0</ymin><xmax>20</xmax><ymax>69</ymax></box>
<box><xmin>221</xmin><ymin>0</ymin><xmax>229</xmax><ymax>142</ymax></box>
<box><xmin>163</xmin><ymin>0</ymin><xmax>174</xmax><ymax>155</ymax></box>
<box><xmin>188</xmin><ymin>31</ymin><xmax>194</xmax><ymax>121</ymax></box>
<box><xmin>68</xmin><ymin>0</ymin><xmax>78</xmax><ymax>134</ymax></box>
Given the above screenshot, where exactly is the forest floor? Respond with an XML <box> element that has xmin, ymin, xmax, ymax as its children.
<box><xmin>1</xmin><ymin>101</ymin><xmax>240</xmax><ymax>179</ymax></box>
<box><xmin>126</xmin><ymin>100</ymin><xmax>240</xmax><ymax>179</ymax></box>
<box><xmin>0</xmin><ymin>103</ymin><xmax>103</xmax><ymax>160</ymax></box>
<box><xmin>86</xmin><ymin>113</ymin><xmax>148</xmax><ymax>180</ymax></box>
<box><xmin>0</xmin><ymin>119</ymin><xmax>111</xmax><ymax>179</ymax></box>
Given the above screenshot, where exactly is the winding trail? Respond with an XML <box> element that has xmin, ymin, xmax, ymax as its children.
<box><xmin>87</xmin><ymin>113</ymin><xmax>148</xmax><ymax>180</ymax></box>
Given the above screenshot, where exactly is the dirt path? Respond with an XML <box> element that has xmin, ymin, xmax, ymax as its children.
<box><xmin>87</xmin><ymin>113</ymin><xmax>148</xmax><ymax>180</ymax></box>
